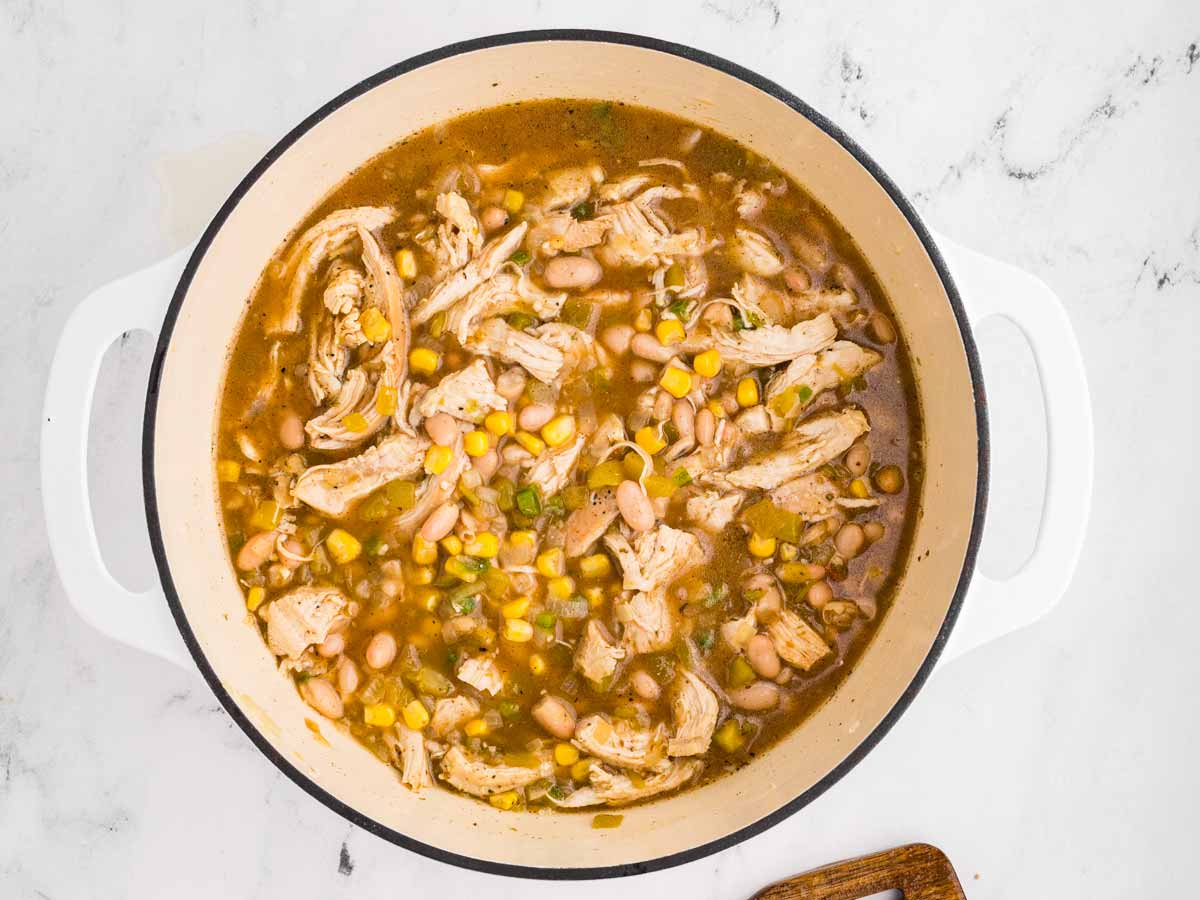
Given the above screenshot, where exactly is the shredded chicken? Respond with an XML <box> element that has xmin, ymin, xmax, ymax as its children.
<box><xmin>685</xmin><ymin>490</ymin><xmax>744</xmax><ymax>533</ymax></box>
<box><xmin>541</xmin><ymin>165</ymin><xmax>604</xmax><ymax>211</ymax></box>
<box><xmin>768</xmin><ymin>609</ymin><xmax>832</xmax><ymax>670</ymax></box>
<box><xmin>293</xmin><ymin>432</ymin><xmax>429</xmax><ymax>517</ymax></box>
<box><xmin>412</xmin><ymin>222</ymin><xmax>529</xmax><ymax>325</ymax></box>
<box><xmin>416</xmin><ymin>358</ymin><xmax>506</xmax><ymax>423</ymax></box>
<box><xmin>712</xmin><ymin>409</ymin><xmax>869</xmax><ymax>491</ymax></box>
<box><xmin>770</xmin><ymin>471</ymin><xmax>879</xmax><ymax>520</ymax></box>
<box><xmin>573</xmin><ymin>715</ymin><xmax>667</xmax><ymax>770</ymax></box>
<box><xmin>551</xmin><ymin>759</ymin><xmax>703</xmax><ymax>807</ymax></box>
<box><xmin>265</xmin><ymin>585</ymin><xmax>347</xmax><ymax>659</ymax></box>
<box><xmin>711</xmin><ymin>312</ymin><xmax>838</xmax><ymax>366</ymax></box>
<box><xmin>595</xmin><ymin>186</ymin><xmax>718</xmax><ymax>268</ymax></box>
<box><xmin>467</xmin><ymin>318</ymin><xmax>565</xmax><ymax>383</ymax></box>
<box><xmin>564</xmin><ymin>488</ymin><xmax>619</xmax><ymax>557</ymax></box>
<box><xmin>616</xmin><ymin>587</ymin><xmax>675</xmax><ymax>655</ymax></box>
<box><xmin>395</xmin><ymin>723</ymin><xmax>434</xmax><ymax>791</ymax></box>
<box><xmin>525</xmin><ymin>434</ymin><xmax>586</xmax><ymax>497</ymax></box>
<box><xmin>456</xmin><ymin>654</ymin><xmax>505</xmax><ymax>695</ymax></box>
<box><xmin>430</xmin><ymin>696</ymin><xmax>482</xmax><ymax>738</ymax></box>
<box><xmin>728</xmin><ymin>226</ymin><xmax>784</xmax><ymax>276</ymax></box>
<box><xmin>438</xmin><ymin>745</ymin><xmax>552</xmax><ymax>796</ymax></box>
<box><xmin>668</xmin><ymin>669</ymin><xmax>720</xmax><ymax>757</ymax></box>
<box><xmin>531</xmin><ymin>323</ymin><xmax>597</xmax><ymax>379</ymax></box>
<box><xmin>431</xmin><ymin>191</ymin><xmax>483</xmax><ymax>276</ymax></box>
<box><xmin>607</xmin><ymin>524</ymin><xmax>705</xmax><ymax>593</ymax></box>
<box><xmin>445</xmin><ymin>270</ymin><xmax>566</xmax><ymax>344</ymax></box>
<box><xmin>388</xmin><ymin>439</ymin><xmax>468</xmax><ymax>539</ymax></box>
<box><xmin>574</xmin><ymin>619</ymin><xmax>626</xmax><ymax>685</ymax></box>
<box><xmin>765</xmin><ymin>340</ymin><xmax>883</xmax><ymax>415</ymax></box>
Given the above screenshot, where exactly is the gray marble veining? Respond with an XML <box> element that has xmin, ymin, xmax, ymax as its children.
<box><xmin>2</xmin><ymin>1</ymin><xmax>1197</xmax><ymax>897</ymax></box>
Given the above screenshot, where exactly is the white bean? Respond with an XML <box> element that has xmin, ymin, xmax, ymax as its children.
<box><xmin>729</xmin><ymin>681</ymin><xmax>780</xmax><ymax>711</ymax></box>
<box><xmin>695</xmin><ymin>408</ymin><xmax>716</xmax><ymax>446</ymax></box>
<box><xmin>616</xmin><ymin>480</ymin><xmax>655</xmax><ymax>532</ymax></box>
<box><xmin>630</xmin><ymin>359</ymin><xmax>657</xmax><ymax>383</ymax></box>
<box><xmin>236</xmin><ymin>531</ymin><xmax>276</xmax><ymax>571</ymax></box>
<box><xmin>496</xmin><ymin>368</ymin><xmax>527</xmax><ymax>403</ymax></box>
<box><xmin>672</xmin><ymin>399</ymin><xmax>695</xmax><ymax>440</ymax></box>
<box><xmin>531</xmin><ymin>695</ymin><xmax>577</xmax><ymax>739</ymax></box>
<box><xmin>420</xmin><ymin>502</ymin><xmax>460</xmax><ymax>542</ymax></box>
<box><xmin>629</xmin><ymin>670</ymin><xmax>661</xmax><ymax>701</ymax></box>
<box><xmin>300</xmin><ymin>678</ymin><xmax>344</xmax><ymax>719</ymax></box>
<box><xmin>501</xmin><ymin>444</ymin><xmax>532</xmax><ymax>466</ymax></box>
<box><xmin>472</xmin><ymin>448</ymin><xmax>499</xmax><ymax>481</ymax></box>
<box><xmin>278</xmin><ymin>411</ymin><xmax>305</xmax><ymax>450</ymax></box>
<box><xmin>653</xmin><ymin>390</ymin><xmax>673</xmax><ymax>422</ymax></box>
<box><xmin>317</xmin><ymin>632</ymin><xmax>345</xmax><ymax>658</ymax></box>
<box><xmin>424</xmin><ymin>412</ymin><xmax>458</xmax><ymax>446</ymax></box>
<box><xmin>601</xmin><ymin>324</ymin><xmax>635</xmax><ymax>355</ymax></box>
<box><xmin>630</xmin><ymin>332</ymin><xmax>674</xmax><ymax>363</ymax></box>
<box><xmin>746</xmin><ymin>634</ymin><xmax>781</xmax><ymax>679</ymax></box>
<box><xmin>543</xmin><ymin>255</ymin><xmax>602</xmax><ymax>289</ymax></box>
<box><xmin>806</xmin><ymin>580</ymin><xmax>833</xmax><ymax>610</ymax></box>
<box><xmin>337</xmin><ymin>658</ymin><xmax>360</xmax><ymax>695</ymax></box>
<box><xmin>845</xmin><ymin>441</ymin><xmax>871</xmax><ymax>476</ymax></box>
<box><xmin>518</xmin><ymin>403</ymin><xmax>555</xmax><ymax>432</ymax></box>
<box><xmin>479</xmin><ymin>205</ymin><xmax>508</xmax><ymax>232</ymax></box>
<box><xmin>365</xmin><ymin>631</ymin><xmax>397</xmax><ymax>670</ymax></box>
<box><xmin>835</xmin><ymin>523</ymin><xmax>866</xmax><ymax>559</ymax></box>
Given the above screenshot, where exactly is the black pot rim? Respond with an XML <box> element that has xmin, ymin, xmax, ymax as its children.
<box><xmin>142</xmin><ymin>28</ymin><xmax>989</xmax><ymax>882</ymax></box>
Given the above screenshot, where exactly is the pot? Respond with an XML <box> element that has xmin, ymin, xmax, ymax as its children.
<box><xmin>41</xmin><ymin>30</ymin><xmax>1093</xmax><ymax>879</ymax></box>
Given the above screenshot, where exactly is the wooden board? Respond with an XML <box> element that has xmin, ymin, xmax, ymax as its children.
<box><xmin>751</xmin><ymin>843</ymin><xmax>966</xmax><ymax>899</ymax></box>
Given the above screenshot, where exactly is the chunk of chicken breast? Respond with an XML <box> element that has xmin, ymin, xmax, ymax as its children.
<box><xmin>265</xmin><ymin>585</ymin><xmax>347</xmax><ymax>659</ymax></box>
<box><xmin>438</xmin><ymin>745</ymin><xmax>553</xmax><ymax>797</ymax></box>
<box><xmin>685</xmin><ymin>490</ymin><xmax>744</xmax><ymax>534</ymax></box>
<box><xmin>551</xmin><ymin>759</ymin><xmax>703</xmax><ymax>807</ymax></box>
<box><xmin>416</xmin><ymin>358</ymin><xmax>506</xmax><ymax>423</ymax></box>
<box><xmin>293</xmin><ymin>432</ymin><xmax>430</xmax><ymax>517</ymax></box>
<box><xmin>668</xmin><ymin>669</ymin><xmax>720</xmax><ymax>757</ymax></box>
<box><xmin>768</xmin><ymin>609</ymin><xmax>832</xmax><ymax>671</ymax></box>
<box><xmin>456</xmin><ymin>654</ymin><xmax>505</xmax><ymax>695</ymax></box>
<box><xmin>615</xmin><ymin>587</ymin><xmax>675</xmax><ymax>655</ymax></box>
<box><xmin>564</xmin><ymin>488</ymin><xmax>619</xmax><ymax>557</ymax></box>
<box><xmin>574</xmin><ymin>619</ymin><xmax>626</xmax><ymax>686</ymax></box>
<box><xmin>573</xmin><ymin>715</ymin><xmax>667</xmax><ymax>770</ymax></box>
<box><xmin>525</xmin><ymin>434</ymin><xmax>586</xmax><ymax>497</ymax></box>
<box><xmin>769</xmin><ymin>471</ymin><xmax>879</xmax><ymax>520</ymax></box>
<box><xmin>429</xmin><ymin>696</ymin><xmax>482</xmax><ymax>738</ymax></box>
<box><xmin>467</xmin><ymin>318</ymin><xmax>565</xmax><ymax>384</ymax></box>
<box><xmin>713</xmin><ymin>409</ymin><xmax>869</xmax><ymax>491</ymax></box>
<box><xmin>765</xmin><ymin>340</ymin><xmax>882</xmax><ymax>415</ymax></box>
<box><xmin>711</xmin><ymin>312</ymin><xmax>837</xmax><ymax>366</ymax></box>
<box><xmin>394</xmin><ymin>723</ymin><xmax>433</xmax><ymax>791</ymax></box>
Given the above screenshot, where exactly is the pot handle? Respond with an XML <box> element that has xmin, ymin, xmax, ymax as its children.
<box><xmin>41</xmin><ymin>244</ymin><xmax>196</xmax><ymax>670</ymax></box>
<box><xmin>930</xmin><ymin>231</ymin><xmax>1093</xmax><ymax>665</ymax></box>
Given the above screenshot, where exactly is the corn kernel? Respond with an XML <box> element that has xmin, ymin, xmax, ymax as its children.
<box><xmin>583</xmin><ymin>586</ymin><xmax>606</xmax><ymax>608</ymax></box>
<box><xmin>375</xmin><ymin>384</ymin><xmax>398</xmax><ymax>416</ymax></box>
<box><xmin>364</xmin><ymin>703</ymin><xmax>397</xmax><ymax>728</ymax></box>
<box><xmin>359</xmin><ymin>307</ymin><xmax>392</xmax><ymax>343</ymax></box>
<box><xmin>245</xmin><ymin>586</ymin><xmax>265</xmax><ymax>612</ymax></box>
<box><xmin>217</xmin><ymin>460</ymin><xmax>241</xmax><ymax>483</ymax></box>
<box><xmin>571</xmin><ymin>759</ymin><xmax>592</xmax><ymax>781</ymax></box>
<box><xmin>424</xmin><ymin>444</ymin><xmax>453</xmax><ymax>475</ymax></box>
<box><xmin>510</xmin><ymin>530</ymin><xmax>537</xmax><ymax>548</ymax></box>
<box><xmin>502</xmin><ymin>596</ymin><xmax>532</xmax><ymax>618</ymax></box>
<box><xmin>579</xmin><ymin>554</ymin><xmax>612</xmax><ymax>579</ymax></box>
<box><xmin>693</xmin><ymin>349</ymin><xmax>723</xmax><ymax>378</ymax></box>
<box><xmin>547</xmin><ymin>576</ymin><xmax>576</xmax><ymax>600</ymax></box>
<box><xmin>849</xmin><ymin>477</ymin><xmax>871</xmax><ymax>499</ymax></box>
<box><xmin>655</xmin><ymin>319</ymin><xmax>686</xmax><ymax>346</ymax></box>
<box><xmin>409</xmin><ymin>565</ymin><xmax>435</xmax><ymax>585</ymax></box>
<box><xmin>409</xmin><ymin>347</ymin><xmax>440</xmax><ymax>376</ymax></box>
<box><xmin>484</xmin><ymin>410</ymin><xmax>513</xmax><ymax>437</ymax></box>
<box><xmin>514</xmin><ymin>430</ymin><xmax>546</xmax><ymax>456</ymax></box>
<box><xmin>463</xmin><ymin>717</ymin><xmax>491</xmax><ymax>737</ymax></box>
<box><xmin>401</xmin><ymin>699</ymin><xmax>430</xmax><ymax>730</ymax></box>
<box><xmin>748</xmin><ymin>532</ymin><xmax>777</xmax><ymax>558</ymax></box>
<box><xmin>464</xmin><ymin>532</ymin><xmax>500</xmax><ymax>559</ymax></box>
<box><xmin>555</xmin><ymin>743</ymin><xmax>580</xmax><ymax>766</ymax></box>
<box><xmin>528</xmin><ymin>653</ymin><xmax>547</xmax><ymax>676</ymax></box>
<box><xmin>635</xmin><ymin>425</ymin><xmax>667</xmax><ymax>455</ymax></box>
<box><xmin>464</xmin><ymin>430</ymin><xmax>490</xmax><ymax>458</ymax></box>
<box><xmin>503</xmin><ymin>618</ymin><xmax>534</xmax><ymax>643</ymax></box>
<box><xmin>633</xmin><ymin>308</ymin><xmax>653</xmax><ymax>332</ymax></box>
<box><xmin>411</xmin><ymin>535</ymin><xmax>438</xmax><ymax>565</ymax></box>
<box><xmin>394</xmin><ymin>248</ymin><xmax>418</xmax><ymax>279</ymax></box>
<box><xmin>659</xmin><ymin>365</ymin><xmax>693</xmax><ymax>399</ymax></box>
<box><xmin>489</xmin><ymin>790</ymin><xmax>520</xmax><ymax>810</ymax></box>
<box><xmin>412</xmin><ymin>587</ymin><xmax>441</xmax><ymax>613</ymax></box>
<box><xmin>536</xmin><ymin>548</ymin><xmax>565</xmax><ymax>578</ymax></box>
<box><xmin>440</xmin><ymin>534</ymin><xmax>463</xmax><ymax>556</ymax></box>
<box><xmin>326</xmin><ymin>528</ymin><xmax>362</xmax><ymax>564</ymax></box>
<box><xmin>736</xmin><ymin>377</ymin><xmax>760</xmax><ymax>408</ymax></box>
<box><xmin>502</xmin><ymin>188</ymin><xmax>525</xmax><ymax>213</ymax></box>
<box><xmin>540</xmin><ymin>414</ymin><xmax>577</xmax><ymax>448</ymax></box>
<box><xmin>707</xmin><ymin>400</ymin><xmax>727</xmax><ymax>419</ymax></box>
<box><xmin>248</xmin><ymin>500</ymin><xmax>282</xmax><ymax>531</ymax></box>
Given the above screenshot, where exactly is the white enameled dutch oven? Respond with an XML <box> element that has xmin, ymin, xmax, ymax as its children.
<box><xmin>41</xmin><ymin>31</ymin><xmax>1093</xmax><ymax>879</ymax></box>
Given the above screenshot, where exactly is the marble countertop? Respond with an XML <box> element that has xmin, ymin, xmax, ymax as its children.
<box><xmin>4</xmin><ymin>2</ymin><xmax>1198</xmax><ymax>897</ymax></box>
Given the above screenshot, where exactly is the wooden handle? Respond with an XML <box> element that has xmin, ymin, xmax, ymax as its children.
<box><xmin>751</xmin><ymin>843</ymin><xmax>966</xmax><ymax>900</ymax></box>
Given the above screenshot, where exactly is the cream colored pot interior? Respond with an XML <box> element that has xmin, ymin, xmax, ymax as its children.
<box><xmin>152</xmin><ymin>39</ymin><xmax>979</xmax><ymax>871</ymax></box>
